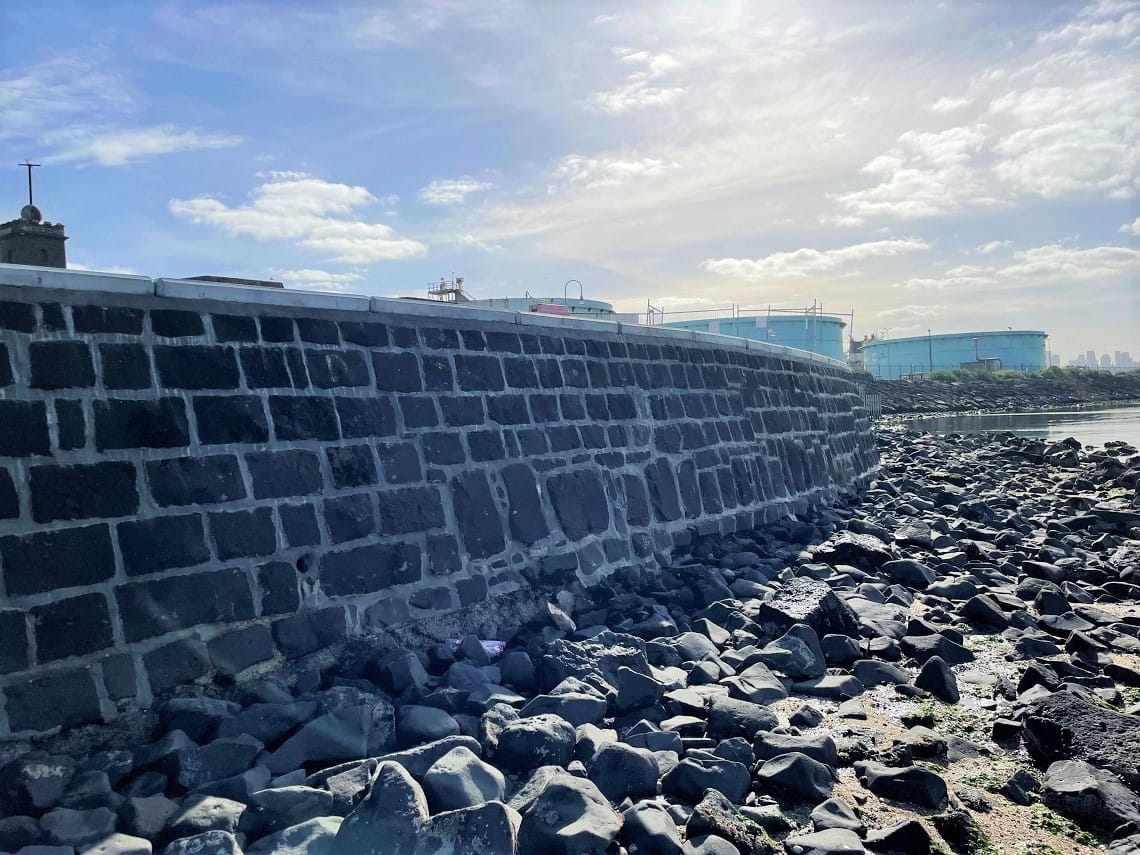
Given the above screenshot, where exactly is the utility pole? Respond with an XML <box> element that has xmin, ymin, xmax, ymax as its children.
<box><xmin>928</xmin><ymin>329</ymin><xmax>933</xmax><ymax>375</ymax></box>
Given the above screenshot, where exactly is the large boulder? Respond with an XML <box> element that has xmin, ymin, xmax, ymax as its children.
<box><xmin>1023</xmin><ymin>692</ymin><xmax>1140</xmax><ymax>788</ymax></box>
<box><xmin>756</xmin><ymin>579</ymin><xmax>859</xmax><ymax>638</ymax></box>
<box><xmin>509</xmin><ymin>767</ymin><xmax>622</xmax><ymax>855</ymax></box>
<box><xmin>1042</xmin><ymin>760</ymin><xmax>1140</xmax><ymax>832</ymax></box>
<box><xmin>538</xmin><ymin>631</ymin><xmax>651</xmax><ymax>693</ymax></box>
<box><xmin>813</xmin><ymin>532</ymin><xmax>895</xmax><ymax>570</ymax></box>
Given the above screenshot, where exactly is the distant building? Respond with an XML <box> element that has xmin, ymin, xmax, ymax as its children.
<box><xmin>1100</xmin><ymin>353</ymin><xmax>1113</xmax><ymax>369</ymax></box>
<box><xmin>1050</xmin><ymin>353</ymin><xmax>1061</xmax><ymax>367</ymax></box>
<box><xmin>0</xmin><ymin>203</ymin><xmax>67</xmax><ymax>268</ymax></box>
<box><xmin>861</xmin><ymin>330</ymin><xmax>1048</xmax><ymax>380</ymax></box>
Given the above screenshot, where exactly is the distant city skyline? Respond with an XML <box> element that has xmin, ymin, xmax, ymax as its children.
<box><xmin>1065</xmin><ymin>348</ymin><xmax>1136</xmax><ymax>371</ymax></box>
<box><xmin>1</xmin><ymin>0</ymin><xmax>1136</xmax><ymax>357</ymax></box>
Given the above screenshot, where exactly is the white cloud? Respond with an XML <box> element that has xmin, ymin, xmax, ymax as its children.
<box><xmin>171</xmin><ymin>173</ymin><xmax>426</xmax><ymax>263</ymax></box>
<box><xmin>0</xmin><ymin>54</ymin><xmax>132</xmax><ymax>141</ymax></box>
<box><xmin>702</xmin><ymin>238</ymin><xmax>930</xmax><ymax>280</ymax></box>
<box><xmin>44</xmin><ymin>124</ymin><xmax>241</xmax><ymax>166</ymax></box>
<box><xmin>1121</xmin><ymin>216</ymin><xmax>1140</xmax><ymax>235</ymax></box>
<box><xmin>898</xmin><ymin>242</ymin><xmax>1140</xmax><ymax>290</ymax></box>
<box><xmin>452</xmin><ymin>234</ymin><xmax>503</xmax><ymax>253</ymax></box>
<box><xmin>68</xmin><ymin>262</ymin><xmax>141</xmax><ymax>275</ymax></box>
<box><xmin>418</xmin><ymin>178</ymin><xmax>494</xmax><ymax>205</ymax></box>
<box><xmin>589</xmin><ymin>49</ymin><xmax>685</xmax><ymax>113</ymax></box>
<box><xmin>977</xmin><ymin>240</ymin><xmax>1012</xmax><ymax>254</ymax></box>
<box><xmin>555</xmin><ymin>154</ymin><xmax>680</xmax><ymax>189</ymax></box>
<box><xmin>877</xmin><ymin>303</ymin><xmax>945</xmax><ymax>320</ymax></box>
<box><xmin>928</xmin><ymin>96</ymin><xmax>973</xmax><ymax>113</ymax></box>
<box><xmin>269</xmin><ymin>268</ymin><xmax>364</xmax><ymax>292</ymax></box>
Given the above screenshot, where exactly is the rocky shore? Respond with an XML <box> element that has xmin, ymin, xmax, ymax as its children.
<box><xmin>869</xmin><ymin>371</ymin><xmax>1140</xmax><ymax>415</ymax></box>
<box><xmin>2</xmin><ymin>427</ymin><xmax>1140</xmax><ymax>855</ymax></box>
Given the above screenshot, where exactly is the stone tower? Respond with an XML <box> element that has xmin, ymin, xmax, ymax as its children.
<box><xmin>0</xmin><ymin>203</ymin><xmax>67</xmax><ymax>268</ymax></box>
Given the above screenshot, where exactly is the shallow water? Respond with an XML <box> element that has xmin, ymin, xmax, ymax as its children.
<box><xmin>907</xmin><ymin>402</ymin><xmax>1140</xmax><ymax>448</ymax></box>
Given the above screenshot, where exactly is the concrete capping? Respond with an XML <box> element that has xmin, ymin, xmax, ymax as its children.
<box><xmin>0</xmin><ymin>264</ymin><xmax>848</xmax><ymax>370</ymax></box>
<box><xmin>155</xmin><ymin>278</ymin><xmax>372</xmax><ymax>312</ymax></box>
<box><xmin>0</xmin><ymin>263</ymin><xmax>153</xmax><ymax>295</ymax></box>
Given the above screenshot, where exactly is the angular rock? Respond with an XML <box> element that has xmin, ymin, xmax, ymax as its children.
<box><xmin>509</xmin><ymin>767</ymin><xmax>622</xmax><ymax>855</ymax></box>
<box><xmin>756</xmin><ymin>579</ymin><xmax>859</xmax><ymax>638</ymax></box>
<box><xmin>161</xmin><ymin>831</ymin><xmax>242</xmax><ymax>855</ymax></box>
<box><xmin>660</xmin><ymin>756</ymin><xmax>751</xmax><ymax>804</ymax></box>
<box><xmin>854</xmin><ymin>761</ymin><xmax>946</xmax><ymax>808</ymax></box>
<box><xmin>422</xmin><ymin>746</ymin><xmax>506</xmax><ymax>811</ymax></box>
<box><xmin>1042</xmin><ymin>759</ymin><xmax>1140</xmax><ymax>831</ymax></box>
<box><xmin>330</xmin><ymin>762</ymin><xmax>427</xmax><ymax>855</ymax></box>
<box><xmin>586</xmin><ymin>742</ymin><xmax>658</xmax><ymax>802</ymax></box>
<box><xmin>914</xmin><ymin>656</ymin><xmax>959</xmax><ymax>703</ymax></box>
<box><xmin>754</xmin><ymin>752</ymin><xmax>833</xmax><ymax>802</ymax></box>
<box><xmin>621</xmin><ymin>800</ymin><xmax>682</xmax><ymax>855</ymax></box>
<box><xmin>494</xmin><ymin>714</ymin><xmax>576</xmax><ymax>771</ymax></box>
<box><xmin>1023</xmin><ymin>691</ymin><xmax>1140</xmax><ymax>788</ymax></box>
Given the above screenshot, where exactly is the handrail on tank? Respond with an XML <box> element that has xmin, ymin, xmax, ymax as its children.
<box><xmin>564</xmin><ymin>280</ymin><xmax>583</xmax><ymax>304</ymax></box>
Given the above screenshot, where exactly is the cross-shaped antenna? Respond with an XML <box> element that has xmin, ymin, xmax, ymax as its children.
<box><xmin>18</xmin><ymin>161</ymin><xmax>40</xmax><ymax>207</ymax></box>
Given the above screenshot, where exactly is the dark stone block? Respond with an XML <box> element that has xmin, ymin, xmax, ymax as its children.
<box><xmin>258</xmin><ymin>561</ymin><xmax>300</xmax><ymax>615</ymax></box>
<box><xmin>422</xmin><ymin>356</ymin><xmax>453</xmax><ymax>391</ymax></box>
<box><xmin>100</xmin><ymin>654</ymin><xmax>137</xmax><ymax>700</ymax></box>
<box><xmin>454</xmin><ymin>355</ymin><xmax>504</xmax><ymax>391</ymax></box>
<box><xmin>425</xmin><ymin>534</ymin><xmax>461</xmax><ymax>575</ymax></box>
<box><xmin>547</xmin><ymin>426</ymin><xmax>581</xmax><ymax>451</ymax></box>
<box><xmin>0</xmin><ymin>610</ymin><xmax>28</xmax><ymax>673</ymax></box>
<box><xmin>208</xmin><ymin>625</ymin><xmax>276</xmax><ymax>676</ymax></box>
<box><xmin>645</xmin><ymin>458</ymin><xmax>682</xmax><ymax>522</ymax></box>
<box><xmin>194</xmin><ymin>396</ymin><xmax>269</xmax><ymax>444</ymax></box>
<box><xmin>536</xmin><ymin>359</ymin><xmax>563</xmax><ymax>388</ymax></box>
<box><xmin>607</xmin><ymin>393</ymin><xmax>637</xmax><ymax>419</ymax></box>
<box><xmin>488</xmin><ymin>394</ymin><xmax>529</xmax><ymax>425</ymax></box>
<box><xmin>529</xmin><ymin>394</ymin><xmax>559</xmax><ymax>423</ymax></box>
<box><xmin>0</xmin><ymin>342</ymin><xmax>11</xmax><ymax>387</ymax></box>
<box><xmin>410</xmin><ymin>585</ymin><xmax>453</xmax><ymax>611</ymax></box>
<box><xmin>155</xmin><ymin>345</ymin><xmax>239</xmax><ymax>389</ymax></box>
<box><xmin>0</xmin><ymin>401</ymin><xmax>49</xmax><ymax>455</ymax></box>
<box><xmin>73</xmin><ymin>305</ymin><xmax>143</xmax><ymax>334</ymax></box>
<box><xmin>240</xmin><ymin>347</ymin><xmax>291</xmax><ymax>388</ymax></box>
<box><xmin>151</xmin><ymin>310</ymin><xmax>205</xmax><ymax>338</ymax></box>
<box><xmin>623</xmin><ymin>474</ymin><xmax>651</xmax><ymax>526</ymax></box>
<box><xmin>269</xmin><ymin>396</ymin><xmax>339</xmax><ymax>441</ymax></box>
<box><xmin>259</xmin><ymin>316</ymin><xmax>295</xmax><ymax>342</ymax></box>
<box><xmin>502</xmin><ymin>464</ymin><xmax>549</xmax><ymax>544</ymax></box>
<box><xmin>272</xmin><ymin>607</ymin><xmax>345</xmax><ymax>658</ymax></box>
<box><xmin>99</xmin><ymin>343</ymin><xmax>152</xmax><ymax>390</ymax></box>
<box><xmin>247</xmin><ymin>450</ymin><xmax>323</xmax><ymax>498</ymax></box>
<box><xmin>55</xmin><ymin>399</ymin><xmax>86</xmax><ymax>450</ymax></box>
<box><xmin>0</xmin><ymin>468</ymin><xmax>17</xmax><ymax>519</ymax></box>
<box><xmin>678</xmin><ymin>460</ymin><xmax>702</xmax><ymax>518</ymax></box>
<box><xmin>116</xmin><ymin>568</ymin><xmax>255</xmax><ymax>641</ymax></box>
<box><xmin>0</xmin><ymin>300</ymin><xmax>35</xmax><ymax>331</ymax></box>
<box><xmin>377</xmin><ymin>486</ymin><xmax>445</xmax><ymax>534</ymax></box>
<box><xmin>29</xmin><ymin>341</ymin><xmax>95</xmax><ymax>389</ymax></box>
<box><xmin>467</xmin><ymin>430</ymin><xmax>505</xmax><ymax>461</ymax></box>
<box><xmin>586</xmin><ymin>394</ymin><xmax>609</xmax><ymax>420</ymax></box>
<box><xmin>37</xmin><ymin>305</ymin><xmax>63</xmax><ymax>328</ymax></box>
<box><xmin>580</xmin><ymin>425</ymin><xmax>606</xmax><ymax>448</ymax></box>
<box><xmin>324</xmin><ymin>493</ymin><xmax>376</xmax><ymax>543</ymax></box>
<box><xmin>699</xmin><ymin>470</ymin><xmax>724</xmax><ymax>514</ymax></box>
<box><xmin>450</xmin><ymin>471</ymin><xmax>504</xmax><ymax>559</ymax></box>
<box><xmin>305</xmin><ymin>349</ymin><xmax>370</xmax><ymax>388</ymax></box>
<box><xmin>516</xmin><ymin>428</ymin><xmax>548</xmax><ymax>456</ymax></box>
<box><xmin>340</xmin><ymin>321</ymin><xmax>388</xmax><ymax>347</ymax></box>
<box><xmin>327</xmin><ymin>445</ymin><xmax>377</xmax><ymax>489</ymax></box>
<box><xmin>561</xmin><ymin>359</ymin><xmax>588</xmax><ymax>388</ymax></box>
<box><xmin>144</xmin><ymin>638</ymin><xmax>210</xmax><ymax>692</ymax></box>
<box><xmin>377</xmin><ymin>442</ymin><xmax>422</xmax><ymax>484</ymax></box>
<box><xmin>210</xmin><ymin>507</ymin><xmax>278</xmax><ymax>559</ymax></box>
<box><xmin>503</xmin><ymin>357</ymin><xmax>539</xmax><ymax>388</ymax></box>
<box><xmin>485</xmin><ymin>331</ymin><xmax>521</xmax><ymax>353</ymax></box>
<box><xmin>460</xmin><ymin>330</ymin><xmax>485</xmax><ymax>350</ymax></box>
<box><xmin>212</xmin><ymin>314</ymin><xmax>258</xmax><ymax>342</ymax></box>
<box><xmin>422</xmin><ymin>433</ymin><xmax>465</xmax><ymax>465</ymax></box>
<box><xmin>422</xmin><ymin>327</ymin><xmax>459</xmax><ymax>349</ymax></box>
<box><xmin>285</xmin><ymin>348</ymin><xmax>310</xmax><ymax>388</ymax></box>
<box><xmin>336</xmin><ymin>396</ymin><xmax>397</xmax><ymax>438</ymax></box>
<box><xmin>4</xmin><ymin>668</ymin><xmax>102</xmax><ymax>732</ymax></box>
<box><xmin>278</xmin><ymin>503</ymin><xmax>321</xmax><ymax>547</ymax></box>
<box><xmin>298</xmin><ymin>318</ymin><xmax>339</xmax><ymax>344</ymax></box>
<box><xmin>118</xmin><ymin>514</ymin><xmax>210</xmax><ymax>575</ymax></box>
<box><xmin>558</xmin><ymin>395</ymin><xmax>585</xmax><ymax>421</ymax></box>
<box><xmin>456</xmin><ymin>575</ymin><xmax>488</xmax><ymax>606</ymax></box>
<box><xmin>439</xmin><ymin>396</ymin><xmax>484</xmax><ymax>426</ymax></box>
<box><xmin>400</xmin><ymin>396</ymin><xmax>439</xmax><ymax>428</ymax></box>
<box><xmin>30</xmin><ymin>461</ymin><xmax>137</xmax><ymax>523</ymax></box>
<box><xmin>32</xmin><ymin>593</ymin><xmax>113</xmax><ymax>661</ymax></box>
<box><xmin>0</xmin><ymin>526</ymin><xmax>114</xmax><ymax>592</ymax></box>
<box><xmin>319</xmin><ymin>542</ymin><xmax>421</xmax><ymax>596</ymax></box>
<box><xmin>147</xmin><ymin>455</ymin><xmax>246</xmax><ymax>506</ymax></box>
<box><xmin>373</xmin><ymin>352</ymin><xmax>422</xmax><ymax>392</ymax></box>
<box><xmin>546</xmin><ymin>470</ymin><xmax>609</xmax><ymax>541</ymax></box>
<box><xmin>94</xmin><ymin>398</ymin><xmax>189</xmax><ymax>451</ymax></box>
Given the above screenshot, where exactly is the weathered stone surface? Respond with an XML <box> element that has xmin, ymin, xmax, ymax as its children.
<box><xmin>756</xmin><ymin>579</ymin><xmax>859</xmax><ymax>638</ymax></box>
<box><xmin>509</xmin><ymin>766</ymin><xmax>622</xmax><ymax>855</ymax></box>
<box><xmin>1024</xmin><ymin>692</ymin><xmax>1140</xmax><ymax>789</ymax></box>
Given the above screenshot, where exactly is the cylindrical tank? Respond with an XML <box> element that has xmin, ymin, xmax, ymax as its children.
<box><xmin>861</xmin><ymin>330</ymin><xmax>1048</xmax><ymax>380</ymax></box>
<box><xmin>466</xmin><ymin>296</ymin><xmax>615</xmax><ymax>316</ymax></box>
<box><xmin>662</xmin><ymin>314</ymin><xmax>847</xmax><ymax>361</ymax></box>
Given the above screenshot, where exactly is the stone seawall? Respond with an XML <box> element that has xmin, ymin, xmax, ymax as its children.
<box><xmin>0</xmin><ymin>267</ymin><xmax>877</xmax><ymax>738</ymax></box>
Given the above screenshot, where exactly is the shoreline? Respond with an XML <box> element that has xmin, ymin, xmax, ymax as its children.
<box><xmin>0</xmin><ymin>429</ymin><xmax>1138</xmax><ymax>853</ymax></box>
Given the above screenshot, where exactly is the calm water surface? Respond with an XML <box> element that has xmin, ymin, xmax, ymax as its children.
<box><xmin>907</xmin><ymin>403</ymin><xmax>1140</xmax><ymax>448</ymax></box>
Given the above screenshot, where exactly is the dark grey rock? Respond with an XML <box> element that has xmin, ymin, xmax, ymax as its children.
<box><xmin>854</xmin><ymin>761</ymin><xmax>946</xmax><ymax>808</ymax></box>
<box><xmin>1023</xmin><ymin>691</ymin><xmax>1140</xmax><ymax>788</ymax></box>
<box><xmin>586</xmin><ymin>742</ymin><xmax>658</xmax><ymax>802</ymax></box>
<box><xmin>1042</xmin><ymin>759</ymin><xmax>1140</xmax><ymax>831</ymax></box>
<box><xmin>781</xmin><ymin>827</ymin><xmax>866</xmax><ymax>854</ymax></box>
<box><xmin>810</xmin><ymin>798</ymin><xmax>864</xmax><ymax>833</ymax></box>
<box><xmin>660</xmin><ymin>756</ymin><xmax>751</xmax><ymax>804</ymax></box>
<box><xmin>161</xmin><ymin>831</ymin><xmax>242</xmax><ymax>855</ymax></box>
<box><xmin>707</xmin><ymin>695</ymin><xmax>778</xmax><ymax>740</ymax></box>
<box><xmin>756</xmin><ymin>579</ymin><xmax>859</xmax><ymax>638</ymax></box>
<box><xmin>621</xmin><ymin>800</ymin><xmax>682</xmax><ymax>855</ymax></box>
<box><xmin>422</xmin><ymin>746</ymin><xmax>506</xmax><ymax>811</ymax></box>
<box><xmin>914</xmin><ymin>656</ymin><xmax>959</xmax><ymax>703</ymax></box>
<box><xmin>509</xmin><ymin>766</ymin><xmax>622</xmax><ymax>855</ymax></box>
<box><xmin>330</xmin><ymin>762</ymin><xmax>426</xmax><ymax>855</ymax></box>
<box><xmin>755</xmin><ymin>752</ymin><xmax>834</xmax><ymax>802</ymax></box>
<box><xmin>494</xmin><ymin>715</ymin><xmax>575</xmax><ymax>771</ymax></box>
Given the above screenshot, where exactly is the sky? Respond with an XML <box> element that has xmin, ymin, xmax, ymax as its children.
<box><xmin>1</xmin><ymin>0</ymin><xmax>1137</xmax><ymax>360</ymax></box>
